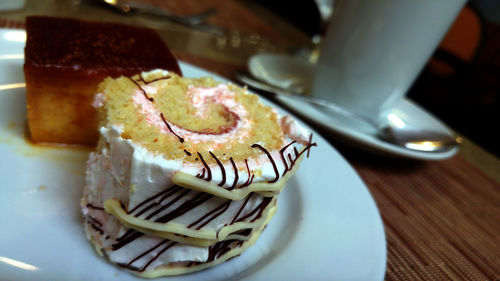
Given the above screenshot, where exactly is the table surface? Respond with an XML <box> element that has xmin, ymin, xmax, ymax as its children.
<box><xmin>1</xmin><ymin>0</ymin><xmax>499</xmax><ymax>280</ymax></box>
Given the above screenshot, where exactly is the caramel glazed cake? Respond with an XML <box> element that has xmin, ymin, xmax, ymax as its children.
<box><xmin>81</xmin><ymin>69</ymin><xmax>316</xmax><ymax>277</ymax></box>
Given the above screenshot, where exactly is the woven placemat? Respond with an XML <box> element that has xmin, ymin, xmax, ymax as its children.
<box><xmin>351</xmin><ymin>155</ymin><xmax>500</xmax><ymax>281</ymax></box>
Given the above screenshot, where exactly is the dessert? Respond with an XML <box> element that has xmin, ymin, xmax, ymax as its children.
<box><xmin>81</xmin><ymin>70</ymin><xmax>316</xmax><ymax>277</ymax></box>
<box><xmin>24</xmin><ymin>16</ymin><xmax>181</xmax><ymax>145</ymax></box>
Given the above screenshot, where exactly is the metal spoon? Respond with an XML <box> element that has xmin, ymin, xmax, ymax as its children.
<box><xmin>235</xmin><ymin>70</ymin><xmax>461</xmax><ymax>153</ymax></box>
<box><xmin>103</xmin><ymin>0</ymin><xmax>216</xmax><ymax>24</ymax></box>
<box><xmin>101</xmin><ymin>0</ymin><xmax>225</xmax><ymax>35</ymax></box>
<box><xmin>377</xmin><ymin>126</ymin><xmax>461</xmax><ymax>153</ymax></box>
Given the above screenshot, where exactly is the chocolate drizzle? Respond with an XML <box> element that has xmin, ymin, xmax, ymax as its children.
<box><xmin>122</xmin><ymin>187</ymin><xmax>268</xmax><ymax>230</ymax></box>
<box><xmin>88</xmin><ymin>216</ymin><xmax>104</xmax><ymax>235</ymax></box>
<box><xmin>209</xmin><ymin>151</ymin><xmax>226</xmax><ymax>187</ymax></box>
<box><xmin>307</xmin><ymin>133</ymin><xmax>313</xmax><ymax>157</ymax></box>
<box><xmin>197</xmin><ymin>168</ymin><xmax>206</xmax><ymax>179</ymax></box>
<box><xmin>112</xmin><ymin>234</ymin><xmax>246</xmax><ymax>272</ymax></box>
<box><xmin>145</xmin><ymin>189</ymin><xmax>192</xmax><ymax>221</ymax></box>
<box><xmin>278</xmin><ymin>139</ymin><xmax>318</xmax><ymax>178</ymax></box>
<box><xmin>129</xmin><ymin>74</ymin><xmax>171</xmax><ymax>103</ymax></box>
<box><xmin>129</xmin><ymin>74</ymin><xmax>187</xmax><ymax>144</ymax></box>
<box><xmin>240</xmin><ymin>159</ymin><xmax>255</xmax><ymax>188</ymax></box>
<box><xmin>136</xmin><ymin>75</ymin><xmax>171</xmax><ymax>85</ymax></box>
<box><xmin>196</xmin><ymin>152</ymin><xmax>212</xmax><ymax>181</ymax></box>
<box><xmin>229</xmin><ymin>157</ymin><xmax>238</xmax><ymax>190</ymax></box>
<box><xmin>160</xmin><ymin>113</ymin><xmax>184</xmax><ymax>143</ymax></box>
<box><xmin>234</xmin><ymin>196</ymin><xmax>272</xmax><ymax>223</ymax></box>
<box><xmin>251</xmin><ymin>144</ymin><xmax>280</xmax><ymax>183</ymax></box>
<box><xmin>97</xmin><ymin>185</ymin><xmax>270</xmax><ymax>250</ymax></box>
<box><xmin>113</xmin><ymin>230</ymin><xmax>144</xmax><ymax>250</ymax></box>
<box><xmin>128</xmin><ymin>77</ymin><xmax>154</xmax><ymax>102</ymax></box>
<box><xmin>117</xmin><ymin>240</ymin><xmax>178</xmax><ymax>272</ymax></box>
<box><xmin>90</xmin><ymin>223</ymin><xmax>103</xmax><ymax>235</ymax></box>
<box><xmin>154</xmin><ymin>192</ymin><xmax>213</xmax><ymax>224</ymax></box>
<box><xmin>279</xmin><ymin>141</ymin><xmax>296</xmax><ymax>176</ymax></box>
<box><xmin>129</xmin><ymin>185</ymin><xmax>183</xmax><ymax>216</ymax></box>
<box><xmin>112</xmin><ymin>234</ymin><xmax>245</xmax><ymax>272</ymax></box>
<box><xmin>230</xmin><ymin>193</ymin><xmax>253</xmax><ymax>224</ymax></box>
<box><xmin>84</xmin><ymin>187</ymin><xmax>270</xmax><ymax>271</ymax></box>
<box><xmin>188</xmin><ymin>200</ymin><xmax>232</xmax><ymax>230</ymax></box>
<box><xmin>86</xmin><ymin>217</ymin><xmax>248</xmax><ymax>272</ymax></box>
<box><xmin>86</xmin><ymin>203</ymin><xmax>105</xmax><ymax>211</ymax></box>
<box><xmin>207</xmin><ymin>239</ymin><xmax>244</xmax><ymax>262</ymax></box>
<box><xmin>88</xmin><ymin>216</ymin><xmax>102</xmax><ymax>226</ymax></box>
<box><xmin>193</xmin><ymin>137</ymin><xmax>316</xmax><ymax>188</ymax></box>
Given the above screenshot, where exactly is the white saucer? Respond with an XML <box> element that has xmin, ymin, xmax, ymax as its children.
<box><xmin>248</xmin><ymin>53</ymin><xmax>315</xmax><ymax>94</ymax></box>
<box><xmin>275</xmin><ymin>95</ymin><xmax>459</xmax><ymax>160</ymax></box>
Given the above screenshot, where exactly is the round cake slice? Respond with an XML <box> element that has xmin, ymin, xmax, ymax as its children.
<box><xmin>82</xmin><ymin>69</ymin><xmax>316</xmax><ymax>277</ymax></box>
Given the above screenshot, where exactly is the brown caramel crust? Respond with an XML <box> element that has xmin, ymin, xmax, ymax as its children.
<box><xmin>24</xmin><ymin>16</ymin><xmax>181</xmax><ymax>75</ymax></box>
<box><xmin>24</xmin><ymin>16</ymin><xmax>182</xmax><ymax>145</ymax></box>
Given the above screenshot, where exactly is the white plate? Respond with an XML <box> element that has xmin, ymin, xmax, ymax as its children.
<box><xmin>0</xmin><ymin>29</ymin><xmax>386</xmax><ymax>281</ymax></box>
<box><xmin>275</xmin><ymin>93</ymin><xmax>459</xmax><ymax>161</ymax></box>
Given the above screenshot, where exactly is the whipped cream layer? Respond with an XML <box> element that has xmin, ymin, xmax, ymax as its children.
<box><xmin>84</xmin><ymin>124</ymin><xmax>301</xmax><ymax>208</ymax></box>
<box><xmin>82</xmin><ymin>202</ymin><xmax>270</xmax><ymax>277</ymax></box>
<box><xmin>84</xmin><ymin>125</ymin><xmax>277</xmax><ymax>240</ymax></box>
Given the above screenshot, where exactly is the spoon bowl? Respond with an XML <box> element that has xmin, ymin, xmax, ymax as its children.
<box><xmin>378</xmin><ymin>126</ymin><xmax>461</xmax><ymax>153</ymax></box>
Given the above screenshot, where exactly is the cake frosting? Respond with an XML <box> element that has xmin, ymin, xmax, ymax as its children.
<box><xmin>83</xmin><ymin>127</ymin><xmax>277</xmax><ymax>243</ymax></box>
<box><xmin>81</xmin><ymin>69</ymin><xmax>315</xmax><ymax>277</ymax></box>
<box><xmin>82</xmin><ymin>200</ymin><xmax>276</xmax><ymax>278</ymax></box>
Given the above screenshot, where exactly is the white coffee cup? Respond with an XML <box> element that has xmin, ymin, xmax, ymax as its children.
<box><xmin>311</xmin><ymin>0</ymin><xmax>466</xmax><ymax>128</ymax></box>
